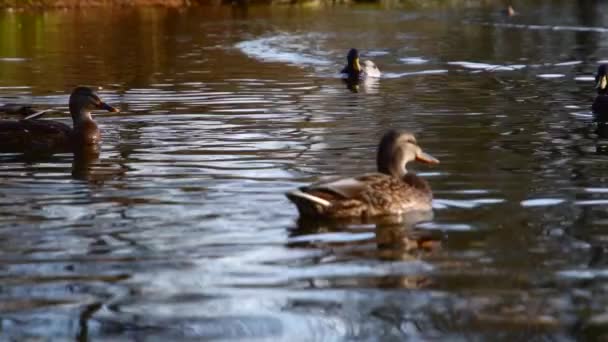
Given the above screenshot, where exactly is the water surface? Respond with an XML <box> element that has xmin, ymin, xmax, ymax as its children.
<box><xmin>1</xmin><ymin>2</ymin><xmax>608</xmax><ymax>340</ymax></box>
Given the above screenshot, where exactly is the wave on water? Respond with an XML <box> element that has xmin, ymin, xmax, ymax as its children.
<box><xmin>383</xmin><ymin>69</ymin><xmax>448</xmax><ymax>78</ymax></box>
<box><xmin>400</xmin><ymin>57</ymin><xmax>429</xmax><ymax>65</ymax></box>
<box><xmin>537</xmin><ymin>74</ymin><xmax>565</xmax><ymax>79</ymax></box>
<box><xmin>476</xmin><ymin>21</ymin><xmax>608</xmax><ymax>33</ymax></box>
<box><xmin>447</xmin><ymin>61</ymin><xmax>526</xmax><ymax>71</ymax></box>
<box><xmin>236</xmin><ymin>33</ymin><xmax>332</xmax><ymax>67</ymax></box>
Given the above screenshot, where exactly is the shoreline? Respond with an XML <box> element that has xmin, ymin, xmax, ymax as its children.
<box><xmin>0</xmin><ymin>0</ymin><xmax>500</xmax><ymax>9</ymax></box>
<box><xmin>0</xmin><ymin>0</ymin><xmax>213</xmax><ymax>8</ymax></box>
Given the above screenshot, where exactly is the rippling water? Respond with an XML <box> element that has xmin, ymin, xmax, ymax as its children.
<box><xmin>2</xmin><ymin>2</ymin><xmax>608</xmax><ymax>340</ymax></box>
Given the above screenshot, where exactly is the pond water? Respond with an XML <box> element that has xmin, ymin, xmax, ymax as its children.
<box><xmin>1</xmin><ymin>1</ymin><xmax>608</xmax><ymax>340</ymax></box>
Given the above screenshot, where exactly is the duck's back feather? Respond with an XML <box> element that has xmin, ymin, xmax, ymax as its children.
<box><xmin>0</xmin><ymin>104</ymin><xmax>36</xmax><ymax>116</ymax></box>
<box><xmin>287</xmin><ymin>173</ymin><xmax>432</xmax><ymax>218</ymax></box>
<box><xmin>0</xmin><ymin>120</ymin><xmax>72</xmax><ymax>152</ymax></box>
<box><xmin>362</xmin><ymin>60</ymin><xmax>381</xmax><ymax>78</ymax></box>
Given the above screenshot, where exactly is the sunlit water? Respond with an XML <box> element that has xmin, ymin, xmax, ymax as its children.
<box><xmin>1</xmin><ymin>2</ymin><xmax>608</xmax><ymax>340</ymax></box>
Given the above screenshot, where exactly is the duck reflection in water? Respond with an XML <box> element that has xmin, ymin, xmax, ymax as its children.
<box><xmin>343</xmin><ymin>76</ymin><xmax>380</xmax><ymax>94</ymax></box>
<box><xmin>71</xmin><ymin>146</ymin><xmax>128</xmax><ymax>183</ymax></box>
<box><xmin>289</xmin><ymin>213</ymin><xmax>441</xmax><ymax>289</ymax></box>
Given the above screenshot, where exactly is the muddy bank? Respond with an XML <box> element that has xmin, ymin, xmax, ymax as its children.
<box><xmin>0</xmin><ymin>0</ymin><xmax>213</xmax><ymax>8</ymax></box>
<box><xmin>0</xmin><ymin>0</ymin><xmax>501</xmax><ymax>9</ymax></box>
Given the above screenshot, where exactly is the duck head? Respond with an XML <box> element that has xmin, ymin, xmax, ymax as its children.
<box><xmin>376</xmin><ymin>130</ymin><xmax>439</xmax><ymax>177</ymax></box>
<box><xmin>596</xmin><ymin>64</ymin><xmax>608</xmax><ymax>95</ymax></box>
<box><xmin>346</xmin><ymin>48</ymin><xmax>361</xmax><ymax>73</ymax></box>
<box><xmin>69</xmin><ymin>87</ymin><xmax>119</xmax><ymax>124</ymax></box>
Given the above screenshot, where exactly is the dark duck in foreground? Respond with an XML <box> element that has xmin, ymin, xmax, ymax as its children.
<box><xmin>286</xmin><ymin>130</ymin><xmax>439</xmax><ymax>219</ymax></box>
<box><xmin>341</xmin><ymin>48</ymin><xmax>381</xmax><ymax>80</ymax></box>
<box><xmin>593</xmin><ymin>64</ymin><xmax>608</xmax><ymax>122</ymax></box>
<box><xmin>0</xmin><ymin>87</ymin><xmax>119</xmax><ymax>153</ymax></box>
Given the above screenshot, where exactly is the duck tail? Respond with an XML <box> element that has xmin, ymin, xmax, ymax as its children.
<box><xmin>286</xmin><ymin>190</ymin><xmax>331</xmax><ymax>216</ymax></box>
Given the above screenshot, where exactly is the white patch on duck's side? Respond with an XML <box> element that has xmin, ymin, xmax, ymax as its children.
<box><xmin>287</xmin><ymin>190</ymin><xmax>331</xmax><ymax>207</ymax></box>
<box><xmin>362</xmin><ymin>60</ymin><xmax>381</xmax><ymax>78</ymax></box>
<box><xmin>23</xmin><ymin>109</ymin><xmax>52</xmax><ymax>121</ymax></box>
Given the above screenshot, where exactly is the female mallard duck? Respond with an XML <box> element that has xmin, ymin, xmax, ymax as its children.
<box><xmin>286</xmin><ymin>130</ymin><xmax>439</xmax><ymax>219</ymax></box>
<box><xmin>0</xmin><ymin>87</ymin><xmax>119</xmax><ymax>153</ymax></box>
<box><xmin>593</xmin><ymin>64</ymin><xmax>608</xmax><ymax>121</ymax></box>
<box><xmin>341</xmin><ymin>48</ymin><xmax>381</xmax><ymax>80</ymax></box>
<box><xmin>0</xmin><ymin>103</ymin><xmax>38</xmax><ymax>116</ymax></box>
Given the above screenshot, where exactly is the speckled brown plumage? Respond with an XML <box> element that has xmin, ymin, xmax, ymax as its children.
<box><xmin>286</xmin><ymin>130</ymin><xmax>439</xmax><ymax>219</ymax></box>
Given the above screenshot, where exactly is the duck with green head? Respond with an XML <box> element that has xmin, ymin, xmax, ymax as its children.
<box><xmin>0</xmin><ymin>87</ymin><xmax>119</xmax><ymax>153</ymax></box>
<box><xmin>593</xmin><ymin>64</ymin><xmax>608</xmax><ymax>121</ymax></box>
<box><xmin>341</xmin><ymin>48</ymin><xmax>381</xmax><ymax>80</ymax></box>
<box><xmin>286</xmin><ymin>130</ymin><xmax>439</xmax><ymax>219</ymax></box>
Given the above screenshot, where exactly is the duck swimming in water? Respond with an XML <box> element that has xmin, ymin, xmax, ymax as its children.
<box><xmin>341</xmin><ymin>48</ymin><xmax>381</xmax><ymax>80</ymax></box>
<box><xmin>502</xmin><ymin>5</ymin><xmax>516</xmax><ymax>17</ymax></box>
<box><xmin>0</xmin><ymin>103</ymin><xmax>38</xmax><ymax>117</ymax></box>
<box><xmin>0</xmin><ymin>87</ymin><xmax>119</xmax><ymax>153</ymax></box>
<box><xmin>286</xmin><ymin>130</ymin><xmax>439</xmax><ymax>219</ymax></box>
<box><xmin>593</xmin><ymin>64</ymin><xmax>608</xmax><ymax>122</ymax></box>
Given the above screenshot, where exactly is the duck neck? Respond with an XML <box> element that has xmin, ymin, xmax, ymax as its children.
<box><xmin>378</xmin><ymin>157</ymin><xmax>407</xmax><ymax>178</ymax></box>
<box><xmin>389</xmin><ymin>163</ymin><xmax>407</xmax><ymax>178</ymax></box>
<box><xmin>71</xmin><ymin>109</ymin><xmax>95</xmax><ymax>128</ymax></box>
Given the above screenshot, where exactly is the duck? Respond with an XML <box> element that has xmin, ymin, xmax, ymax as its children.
<box><xmin>341</xmin><ymin>48</ymin><xmax>381</xmax><ymax>80</ymax></box>
<box><xmin>593</xmin><ymin>64</ymin><xmax>608</xmax><ymax>122</ymax></box>
<box><xmin>0</xmin><ymin>103</ymin><xmax>54</xmax><ymax>121</ymax></box>
<box><xmin>0</xmin><ymin>87</ymin><xmax>119</xmax><ymax>153</ymax></box>
<box><xmin>0</xmin><ymin>103</ymin><xmax>37</xmax><ymax>116</ymax></box>
<box><xmin>286</xmin><ymin>130</ymin><xmax>439</xmax><ymax>219</ymax></box>
<box><xmin>503</xmin><ymin>5</ymin><xmax>516</xmax><ymax>17</ymax></box>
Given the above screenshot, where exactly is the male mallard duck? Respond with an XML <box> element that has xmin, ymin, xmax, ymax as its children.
<box><xmin>0</xmin><ymin>87</ymin><xmax>119</xmax><ymax>153</ymax></box>
<box><xmin>341</xmin><ymin>48</ymin><xmax>381</xmax><ymax>80</ymax></box>
<box><xmin>286</xmin><ymin>130</ymin><xmax>439</xmax><ymax>219</ymax></box>
<box><xmin>593</xmin><ymin>64</ymin><xmax>608</xmax><ymax>121</ymax></box>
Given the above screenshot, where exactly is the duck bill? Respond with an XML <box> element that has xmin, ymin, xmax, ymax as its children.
<box><xmin>354</xmin><ymin>57</ymin><xmax>361</xmax><ymax>72</ymax></box>
<box><xmin>99</xmin><ymin>102</ymin><xmax>120</xmax><ymax>113</ymax></box>
<box><xmin>597</xmin><ymin>75</ymin><xmax>608</xmax><ymax>90</ymax></box>
<box><xmin>416</xmin><ymin>151</ymin><xmax>439</xmax><ymax>165</ymax></box>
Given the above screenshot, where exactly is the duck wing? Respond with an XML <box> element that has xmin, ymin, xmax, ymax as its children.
<box><xmin>302</xmin><ymin>173</ymin><xmax>387</xmax><ymax>200</ymax></box>
<box><xmin>362</xmin><ymin>60</ymin><xmax>381</xmax><ymax>78</ymax></box>
<box><xmin>287</xmin><ymin>173</ymin><xmax>433</xmax><ymax>218</ymax></box>
<box><xmin>0</xmin><ymin>120</ymin><xmax>72</xmax><ymax>152</ymax></box>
